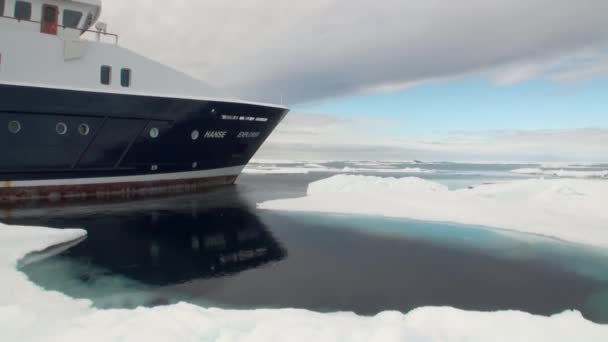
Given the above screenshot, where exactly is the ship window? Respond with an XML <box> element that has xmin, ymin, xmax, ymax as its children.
<box><xmin>100</xmin><ymin>65</ymin><xmax>111</xmax><ymax>85</ymax></box>
<box><xmin>14</xmin><ymin>1</ymin><xmax>31</xmax><ymax>20</ymax></box>
<box><xmin>63</xmin><ymin>9</ymin><xmax>83</xmax><ymax>29</ymax></box>
<box><xmin>0</xmin><ymin>0</ymin><xmax>5</xmax><ymax>17</ymax></box>
<box><xmin>78</xmin><ymin>123</ymin><xmax>90</xmax><ymax>136</ymax></box>
<box><xmin>8</xmin><ymin>120</ymin><xmax>21</xmax><ymax>134</ymax></box>
<box><xmin>120</xmin><ymin>68</ymin><xmax>131</xmax><ymax>87</ymax></box>
<box><xmin>149</xmin><ymin>127</ymin><xmax>159</xmax><ymax>139</ymax></box>
<box><xmin>191</xmin><ymin>130</ymin><xmax>200</xmax><ymax>140</ymax></box>
<box><xmin>56</xmin><ymin>122</ymin><xmax>68</xmax><ymax>135</ymax></box>
<box><xmin>43</xmin><ymin>5</ymin><xmax>55</xmax><ymax>22</ymax></box>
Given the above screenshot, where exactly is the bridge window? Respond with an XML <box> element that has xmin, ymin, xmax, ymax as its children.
<box><xmin>120</xmin><ymin>68</ymin><xmax>131</xmax><ymax>87</ymax></box>
<box><xmin>100</xmin><ymin>65</ymin><xmax>111</xmax><ymax>85</ymax></box>
<box><xmin>63</xmin><ymin>9</ymin><xmax>83</xmax><ymax>29</ymax></box>
<box><xmin>14</xmin><ymin>1</ymin><xmax>32</xmax><ymax>21</ymax></box>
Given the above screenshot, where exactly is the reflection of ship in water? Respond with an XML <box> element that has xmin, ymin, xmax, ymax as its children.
<box><xmin>7</xmin><ymin>188</ymin><xmax>286</xmax><ymax>286</ymax></box>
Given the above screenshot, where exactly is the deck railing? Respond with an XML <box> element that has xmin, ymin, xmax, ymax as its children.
<box><xmin>0</xmin><ymin>14</ymin><xmax>119</xmax><ymax>44</ymax></box>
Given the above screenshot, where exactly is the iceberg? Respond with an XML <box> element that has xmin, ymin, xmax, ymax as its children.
<box><xmin>1</xmin><ymin>222</ymin><xmax>608</xmax><ymax>341</ymax></box>
<box><xmin>259</xmin><ymin>175</ymin><xmax>608</xmax><ymax>248</ymax></box>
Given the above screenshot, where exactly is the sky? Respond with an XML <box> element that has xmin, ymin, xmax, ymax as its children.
<box><xmin>101</xmin><ymin>0</ymin><xmax>608</xmax><ymax>162</ymax></box>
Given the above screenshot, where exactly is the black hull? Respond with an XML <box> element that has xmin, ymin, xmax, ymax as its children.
<box><xmin>0</xmin><ymin>84</ymin><xmax>287</xmax><ymax>202</ymax></box>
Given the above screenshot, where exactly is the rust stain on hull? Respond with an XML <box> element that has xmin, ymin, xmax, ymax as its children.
<box><xmin>0</xmin><ymin>175</ymin><xmax>238</xmax><ymax>205</ymax></box>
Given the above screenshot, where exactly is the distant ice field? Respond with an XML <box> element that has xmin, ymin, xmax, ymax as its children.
<box><xmin>245</xmin><ymin>160</ymin><xmax>608</xmax><ymax>185</ymax></box>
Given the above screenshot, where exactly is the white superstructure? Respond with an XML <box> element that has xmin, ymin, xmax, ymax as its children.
<box><xmin>0</xmin><ymin>0</ymin><xmax>285</xmax><ymax>108</ymax></box>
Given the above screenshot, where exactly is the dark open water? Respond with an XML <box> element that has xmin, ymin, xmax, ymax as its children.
<box><xmin>4</xmin><ymin>169</ymin><xmax>608</xmax><ymax>323</ymax></box>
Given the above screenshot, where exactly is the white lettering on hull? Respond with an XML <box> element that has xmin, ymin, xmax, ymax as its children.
<box><xmin>204</xmin><ymin>131</ymin><xmax>227</xmax><ymax>139</ymax></box>
<box><xmin>237</xmin><ymin>131</ymin><xmax>261</xmax><ymax>139</ymax></box>
<box><xmin>221</xmin><ymin>115</ymin><xmax>269</xmax><ymax>122</ymax></box>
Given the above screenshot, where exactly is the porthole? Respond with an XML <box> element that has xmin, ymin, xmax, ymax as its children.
<box><xmin>8</xmin><ymin>120</ymin><xmax>21</xmax><ymax>134</ymax></box>
<box><xmin>56</xmin><ymin>122</ymin><xmax>68</xmax><ymax>135</ymax></box>
<box><xmin>149</xmin><ymin>127</ymin><xmax>159</xmax><ymax>139</ymax></box>
<box><xmin>191</xmin><ymin>130</ymin><xmax>199</xmax><ymax>140</ymax></box>
<box><xmin>78</xmin><ymin>123</ymin><xmax>90</xmax><ymax>136</ymax></box>
<box><xmin>151</xmin><ymin>164</ymin><xmax>158</xmax><ymax>171</ymax></box>
<box><xmin>192</xmin><ymin>162</ymin><xmax>198</xmax><ymax>169</ymax></box>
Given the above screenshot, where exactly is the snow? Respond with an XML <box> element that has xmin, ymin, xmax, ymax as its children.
<box><xmin>512</xmin><ymin>168</ymin><xmax>545</xmax><ymax>174</ymax></box>
<box><xmin>539</xmin><ymin>162</ymin><xmax>600</xmax><ymax>169</ymax></box>
<box><xmin>303</xmin><ymin>163</ymin><xmax>326</xmax><ymax>168</ymax></box>
<box><xmin>260</xmin><ymin>175</ymin><xmax>608</xmax><ymax>248</ymax></box>
<box><xmin>1</xmin><ymin>222</ymin><xmax>608</xmax><ymax>340</ymax></box>
<box><xmin>512</xmin><ymin>168</ymin><xmax>608</xmax><ymax>178</ymax></box>
<box><xmin>540</xmin><ymin>162</ymin><xmax>577</xmax><ymax>168</ymax></box>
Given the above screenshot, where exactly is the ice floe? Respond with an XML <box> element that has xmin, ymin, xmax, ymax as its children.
<box><xmin>512</xmin><ymin>168</ymin><xmax>608</xmax><ymax>178</ymax></box>
<box><xmin>260</xmin><ymin>175</ymin><xmax>608</xmax><ymax>248</ymax></box>
<box><xmin>2</xmin><ymin>222</ymin><xmax>608</xmax><ymax>341</ymax></box>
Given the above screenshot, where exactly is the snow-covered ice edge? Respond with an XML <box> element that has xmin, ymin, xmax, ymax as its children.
<box><xmin>1</xmin><ymin>222</ymin><xmax>607</xmax><ymax>341</ymax></box>
<box><xmin>259</xmin><ymin>175</ymin><xmax>608</xmax><ymax>249</ymax></box>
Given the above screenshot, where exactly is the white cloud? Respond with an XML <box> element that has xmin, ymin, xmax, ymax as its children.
<box><xmin>549</xmin><ymin>59</ymin><xmax>608</xmax><ymax>82</ymax></box>
<box><xmin>490</xmin><ymin>49</ymin><xmax>608</xmax><ymax>86</ymax></box>
<box><xmin>492</xmin><ymin>62</ymin><xmax>553</xmax><ymax>86</ymax></box>
<box><xmin>266</xmin><ymin>112</ymin><xmax>395</xmax><ymax>146</ymax></box>
<box><xmin>100</xmin><ymin>0</ymin><xmax>608</xmax><ymax>104</ymax></box>
<box><xmin>257</xmin><ymin>113</ymin><xmax>608</xmax><ymax>162</ymax></box>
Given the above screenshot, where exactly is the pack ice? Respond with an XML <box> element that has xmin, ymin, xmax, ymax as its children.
<box><xmin>259</xmin><ymin>175</ymin><xmax>608</xmax><ymax>248</ymax></box>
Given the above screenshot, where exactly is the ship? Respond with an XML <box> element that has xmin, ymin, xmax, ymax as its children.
<box><xmin>0</xmin><ymin>0</ymin><xmax>288</xmax><ymax>203</ymax></box>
